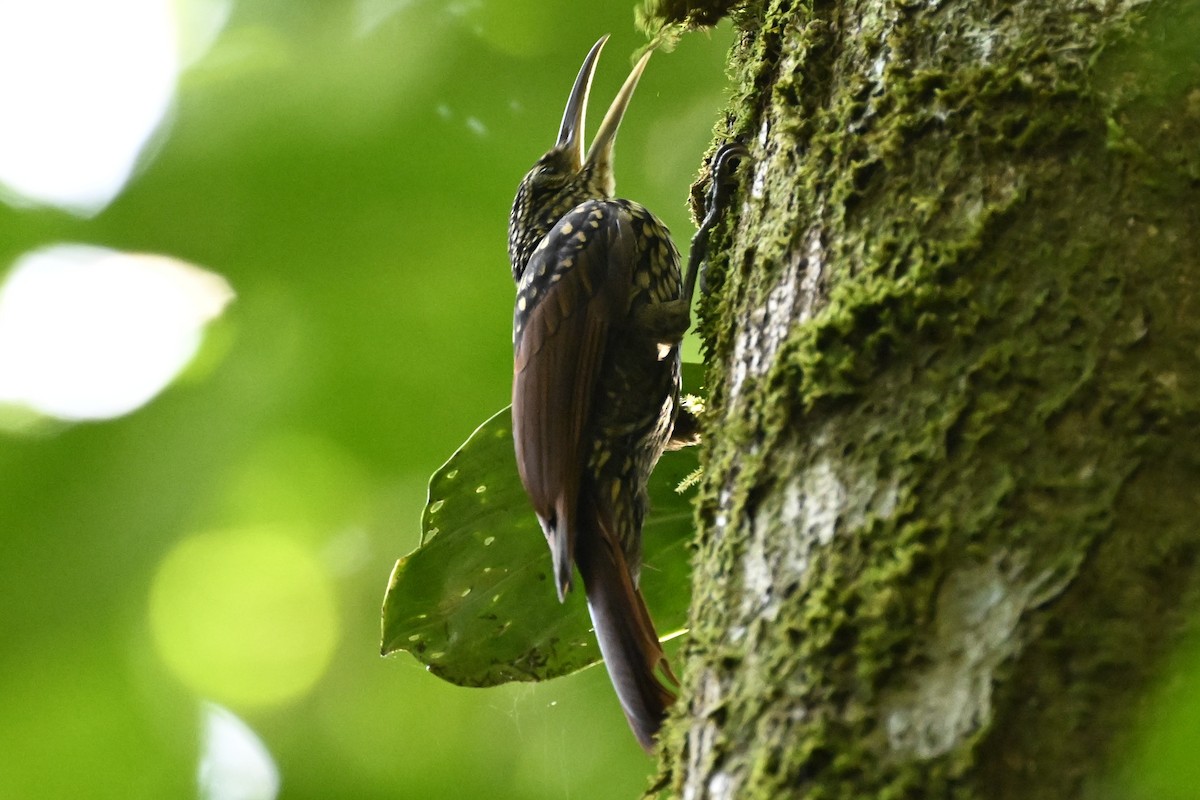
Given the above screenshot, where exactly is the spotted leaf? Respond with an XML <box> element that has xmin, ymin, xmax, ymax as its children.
<box><xmin>380</xmin><ymin>368</ymin><xmax>703</xmax><ymax>686</ymax></box>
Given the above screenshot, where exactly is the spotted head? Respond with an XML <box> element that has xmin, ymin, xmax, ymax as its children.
<box><xmin>507</xmin><ymin>36</ymin><xmax>652</xmax><ymax>281</ymax></box>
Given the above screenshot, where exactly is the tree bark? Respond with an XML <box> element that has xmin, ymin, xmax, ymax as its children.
<box><xmin>657</xmin><ymin>1</ymin><xmax>1200</xmax><ymax>797</ymax></box>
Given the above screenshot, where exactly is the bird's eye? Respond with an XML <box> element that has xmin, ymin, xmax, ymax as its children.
<box><xmin>527</xmin><ymin>164</ymin><xmax>564</xmax><ymax>192</ymax></box>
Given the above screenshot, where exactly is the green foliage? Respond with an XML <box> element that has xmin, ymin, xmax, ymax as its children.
<box><xmin>381</xmin><ymin>406</ymin><xmax>699</xmax><ymax>686</ymax></box>
<box><xmin>0</xmin><ymin>5</ymin><xmax>734</xmax><ymax>796</ymax></box>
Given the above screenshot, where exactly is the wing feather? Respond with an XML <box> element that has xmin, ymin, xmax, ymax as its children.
<box><xmin>512</xmin><ymin>202</ymin><xmax>634</xmax><ymax>599</ymax></box>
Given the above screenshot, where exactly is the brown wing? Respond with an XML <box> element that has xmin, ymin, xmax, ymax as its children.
<box><xmin>512</xmin><ymin>202</ymin><xmax>635</xmax><ymax>600</ymax></box>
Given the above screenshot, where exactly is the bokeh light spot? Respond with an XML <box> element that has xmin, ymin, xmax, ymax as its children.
<box><xmin>150</xmin><ymin>528</ymin><xmax>339</xmax><ymax>708</ymax></box>
<box><xmin>0</xmin><ymin>245</ymin><xmax>234</xmax><ymax>424</ymax></box>
<box><xmin>463</xmin><ymin>0</ymin><xmax>555</xmax><ymax>58</ymax></box>
<box><xmin>0</xmin><ymin>0</ymin><xmax>179</xmax><ymax>214</ymax></box>
<box><xmin>199</xmin><ymin>702</ymin><xmax>280</xmax><ymax>800</ymax></box>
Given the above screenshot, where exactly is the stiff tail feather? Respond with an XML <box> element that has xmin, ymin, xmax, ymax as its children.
<box><xmin>575</xmin><ymin>516</ymin><xmax>678</xmax><ymax>752</ymax></box>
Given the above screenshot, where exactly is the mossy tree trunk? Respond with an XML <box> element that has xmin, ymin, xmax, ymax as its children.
<box><xmin>656</xmin><ymin>1</ymin><xmax>1200</xmax><ymax>797</ymax></box>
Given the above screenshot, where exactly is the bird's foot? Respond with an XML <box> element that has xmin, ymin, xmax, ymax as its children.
<box><xmin>685</xmin><ymin>142</ymin><xmax>751</xmax><ymax>300</ymax></box>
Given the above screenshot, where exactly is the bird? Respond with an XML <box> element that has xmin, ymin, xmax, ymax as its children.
<box><xmin>507</xmin><ymin>34</ymin><xmax>747</xmax><ymax>752</ymax></box>
<box><xmin>506</xmin><ymin>35</ymin><xmax>685</xmax><ymax>752</ymax></box>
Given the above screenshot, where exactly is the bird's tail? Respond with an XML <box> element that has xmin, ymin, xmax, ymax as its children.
<box><xmin>575</xmin><ymin>508</ymin><xmax>678</xmax><ymax>752</ymax></box>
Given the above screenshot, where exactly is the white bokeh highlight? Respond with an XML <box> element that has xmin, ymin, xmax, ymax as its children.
<box><xmin>0</xmin><ymin>0</ymin><xmax>179</xmax><ymax>214</ymax></box>
<box><xmin>198</xmin><ymin>703</ymin><xmax>280</xmax><ymax>800</ymax></box>
<box><xmin>0</xmin><ymin>245</ymin><xmax>234</xmax><ymax>421</ymax></box>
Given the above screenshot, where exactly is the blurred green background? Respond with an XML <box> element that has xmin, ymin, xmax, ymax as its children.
<box><xmin>0</xmin><ymin>1</ymin><xmax>732</xmax><ymax>797</ymax></box>
<box><xmin>4</xmin><ymin>2</ymin><xmax>1196</xmax><ymax>798</ymax></box>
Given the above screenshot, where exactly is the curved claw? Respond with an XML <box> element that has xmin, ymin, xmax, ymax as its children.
<box><xmin>710</xmin><ymin>143</ymin><xmax>751</xmax><ymax>187</ymax></box>
<box><xmin>684</xmin><ymin>143</ymin><xmax>751</xmax><ymax>302</ymax></box>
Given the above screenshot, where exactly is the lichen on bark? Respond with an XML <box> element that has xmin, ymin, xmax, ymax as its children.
<box><xmin>656</xmin><ymin>0</ymin><xmax>1200</xmax><ymax>797</ymax></box>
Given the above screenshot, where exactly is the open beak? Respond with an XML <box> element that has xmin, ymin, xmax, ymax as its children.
<box><xmin>555</xmin><ymin>35</ymin><xmax>609</xmax><ymax>171</ymax></box>
<box><xmin>585</xmin><ymin>48</ymin><xmax>653</xmax><ymax>178</ymax></box>
<box><xmin>557</xmin><ymin>37</ymin><xmax>654</xmax><ymax>179</ymax></box>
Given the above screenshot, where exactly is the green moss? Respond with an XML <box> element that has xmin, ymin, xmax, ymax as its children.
<box><xmin>659</xmin><ymin>0</ymin><xmax>1200</xmax><ymax>797</ymax></box>
<box><xmin>637</xmin><ymin>0</ymin><xmax>742</xmax><ymax>42</ymax></box>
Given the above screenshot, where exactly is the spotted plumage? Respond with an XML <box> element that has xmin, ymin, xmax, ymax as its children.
<box><xmin>507</xmin><ymin>36</ymin><xmax>687</xmax><ymax>752</ymax></box>
<box><xmin>516</xmin><ymin>196</ymin><xmax>682</xmax><ymax>576</ymax></box>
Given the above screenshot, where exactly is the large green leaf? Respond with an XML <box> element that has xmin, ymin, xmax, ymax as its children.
<box><xmin>381</xmin><ymin>378</ymin><xmax>702</xmax><ymax>687</ymax></box>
